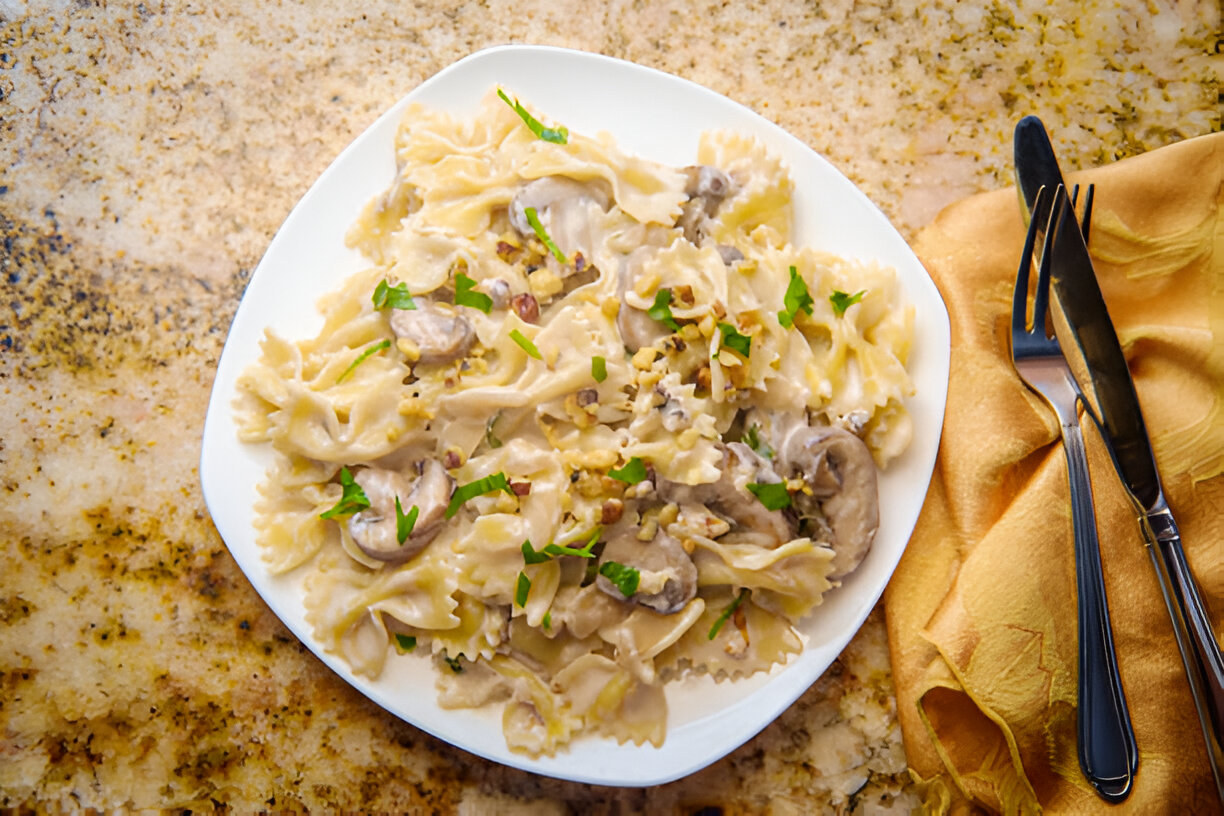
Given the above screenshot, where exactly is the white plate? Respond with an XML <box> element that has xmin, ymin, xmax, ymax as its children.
<box><xmin>200</xmin><ymin>45</ymin><xmax>950</xmax><ymax>787</ymax></box>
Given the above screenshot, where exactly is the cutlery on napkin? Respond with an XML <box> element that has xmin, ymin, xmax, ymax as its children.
<box><xmin>884</xmin><ymin>131</ymin><xmax>1224</xmax><ymax>813</ymax></box>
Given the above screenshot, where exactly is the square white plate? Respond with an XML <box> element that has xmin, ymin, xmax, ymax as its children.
<box><xmin>200</xmin><ymin>44</ymin><xmax>950</xmax><ymax>787</ymax></box>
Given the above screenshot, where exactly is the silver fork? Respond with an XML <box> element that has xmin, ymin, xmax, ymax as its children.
<box><xmin>1010</xmin><ymin>184</ymin><xmax>1137</xmax><ymax>801</ymax></box>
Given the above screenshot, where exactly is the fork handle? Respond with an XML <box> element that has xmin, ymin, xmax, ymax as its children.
<box><xmin>1061</xmin><ymin>416</ymin><xmax>1138</xmax><ymax>801</ymax></box>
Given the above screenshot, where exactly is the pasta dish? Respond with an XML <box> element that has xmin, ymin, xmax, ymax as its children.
<box><xmin>234</xmin><ymin>88</ymin><xmax>914</xmax><ymax>755</ymax></box>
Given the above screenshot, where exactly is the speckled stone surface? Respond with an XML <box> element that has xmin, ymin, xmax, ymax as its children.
<box><xmin>1</xmin><ymin>1</ymin><xmax>1218</xmax><ymax>812</ymax></box>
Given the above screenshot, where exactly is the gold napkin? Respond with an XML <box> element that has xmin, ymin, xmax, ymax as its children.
<box><xmin>885</xmin><ymin>131</ymin><xmax>1224</xmax><ymax>814</ymax></box>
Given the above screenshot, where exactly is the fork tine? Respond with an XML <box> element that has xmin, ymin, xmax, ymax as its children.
<box><xmin>1031</xmin><ymin>185</ymin><xmax>1064</xmax><ymax>333</ymax></box>
<box><xmin>1081</xmin><ymin>183</ymin><xmax>1095</xmax><ymax>244</ymax></box>
<box><xmin>1013</xmin><ymin>185</ymin><xmax>1046</xmax><ymax>337</ymax></box>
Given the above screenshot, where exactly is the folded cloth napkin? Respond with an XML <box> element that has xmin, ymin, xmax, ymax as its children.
<box><xmin>885</xmin><ymin>131</ymin><xmax>1224</xmax><ymax>814</ymax></box>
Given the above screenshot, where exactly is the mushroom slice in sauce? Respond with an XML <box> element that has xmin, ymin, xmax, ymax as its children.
<box><xmin>508</xmin><ymin>176</ymin><xmax>610</xmax><ymax>249</ymax></box>
<box><xmin>777</xmin><ymin>425</ymin><xmax>879</xmax><ymax>579</ymax></box>
<box><xmin>389</xmin><ymin>300</ymin><xmax>475</xmax><ymax>364</ymax></box>
<box><xmin>596</xmin><ymin>528</ymin><xmax>697</xmax><ymax>615</ymax></box>
<box><xmin>679</xmin><ymin>165</ymin><xmax>736</xmax><ymax>245</ymax></box>
<box><xmin>348</xmin><ymin>460</ymin><xmax>454</xmax><ymax>564</ymax></box>
<box><xmin>655</xmin><ymin>441</ymin><xmax>796</xmax><ymax>545</ymax></box>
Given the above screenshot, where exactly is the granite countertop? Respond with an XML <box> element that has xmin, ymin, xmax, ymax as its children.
<box><xmin>1</xmin><ymin>2</ymin><xmax>1217</xmax><ymax>812</ymax></box>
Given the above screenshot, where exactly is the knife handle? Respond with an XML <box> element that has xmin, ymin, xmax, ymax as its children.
<box><xmin>1146</xmin><ymin>505</ymin><xmax>1224</xmax><ymax>800</ymax></box>
<box><xmin>1062</xmin><ymin>417</ymin><xmax>1138</xmax><ymax>801</ymax></box>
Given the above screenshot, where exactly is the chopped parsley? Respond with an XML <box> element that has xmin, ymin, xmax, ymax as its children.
<box><xmin>648</xmin><ymin>289</ymin><xmax>681</xmax><ymax>331</ymax></box>
<box><xmin>319</xmin><ymin>467</ymin><xmax>370</xmax><ymax>519</ymax></box>
<box><xmin>708</xmin><ymin>589</ymin><xmax>749</xmax><ymax>639</ymax></box>
<box><xmin>716</xmin><ymin>322</ymin><xmax>752</xmax><ymax>358</ymax></box>
<box><xmin>523</xmin><ymin>206</ymin><xmax>567</xmax><ymax>263</ymax></box>
<box><xmin>743</xmin><ymin>424</ymin><xmax>774</xmax><ymax>459</ymax></box>
<box><xmin>443</xmin><ymin>655</ymin><xmax>464</xmax><ymax>673</ymax></box>
<box><xmin>607</xmin><ymin>457</ymin><xmax>648</xmax><ymax>485</ymax></box>
<box><xmin>542</xmin><ymin>611</ymin><xmax>552</xmax><ymax>630</ymax></box>
<box><xmin>454</xmin><ymin>272</ymin><xmax>493</xmax><ymax>313</ymax></box>
<box><xmin>510</xmin><ymin>328</ymin><xmax>542</xmax><ymax>360</ymax></box>
<box><xmin>394</xmin><ymin>634</ymin><xmax>417</xmax><ymax>653</ymax></box>
<box><xmin>830</xmin><ymin>289</ymin><xmax>866</xmax><ymax>316</ymax></box>
<box><xmin>497</xmin><ymin>88</ymin><xmax>569</xmax><ymax>144</ymax></box>
<box><xmin>372</xmin><ymin>279</ymin><xmax>417</xmax><ymax>310</ymax></box>
<box><xmin>521</xmin><ymin>530</ymin><xmax>600</xmax><ymax>564</ymax></box>
<box><xmin>591</xmin><ymin>355</ymin><xmax>608</xmax><ymax>383</ymax></box>
<box><xmin>445</xmin><ymin>471</ymin><xmax>516</xmax><ymax>518</ymax></box>
<box><xmin>336</xmin><ymin>339</ymin><xmax>391</xmax><ymax>384</ymax></box>
<box><xmin>599</xmin><ymin>561</ymin><xmax>641</xmax><ymax>598</ymax></box>
<box><xmin>777</xmin><ymin>266</ymin><xmax>814</xmax><ymax>329</ymax></box>
<box><xmin>395</xmin><ymin>497</ymin><xmax>419</xmax><ymax>545</ymax></box>
<box><xmin>747</xmin><ymin>481</ymin><xmax>792</xmax><ymax>510</ymax></box>
<box><xmin>515</xmin><ymin>571</ymin><xmax>531</xmax><ymax>607</ymax></box>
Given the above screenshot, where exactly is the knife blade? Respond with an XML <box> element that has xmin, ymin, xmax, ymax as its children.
<box><xmin>1015</xmin><ymin>115</ymin><xmax>1224</xmax><ymax>802</ymax></box>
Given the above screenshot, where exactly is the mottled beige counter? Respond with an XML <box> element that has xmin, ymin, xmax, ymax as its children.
<box><xmin>1</xmin><ymin>2</ymin><xmax>1218</xmax><ymax>812</ymax></box>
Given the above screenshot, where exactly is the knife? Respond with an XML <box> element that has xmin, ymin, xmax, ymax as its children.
<box><xmin>1016</xmin><ymin>115</ymin><xmax>1224</xmax><ymax>802</ymax></box>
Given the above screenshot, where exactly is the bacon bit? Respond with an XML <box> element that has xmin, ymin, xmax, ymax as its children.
<box><xmin>511</xmin><ymin>293</ymin><xmax>540</xmax><ymax>323</ymax></box>
<box><xmin>510</xmin><ymin>481</ymin><xmax>532</xmax><ymax>497</ymax></box>
<box><xmin>600</xmin><ymin>498</ymin><xmax>624</xmax><ymax>524</ymax></box>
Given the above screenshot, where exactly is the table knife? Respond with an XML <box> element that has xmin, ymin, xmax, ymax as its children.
<box><xmin>1016</xmin><ymin>115</ymin><xmax>1224</xmax><ymax>802</ymax></box>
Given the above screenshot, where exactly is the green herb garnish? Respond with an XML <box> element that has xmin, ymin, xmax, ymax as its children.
<box><xmin>394</xmin><ymin>633</ymin><xmax>417</xmax><ymax>653</ymax></box>
<box><xmin>542</xmin><ymin>611</ymin><xmax>552</xmax><ymax>630</ymax></box>
<box><xmin>648</xmin><ymin>289</ymin><xmax>681</xmax><ymax>331</ymax></box>
<box><xmin>515</xmin><ymin>571</ymin><xmax>532</xmax><ymax>607</ymax></box>
<box><xmin>743</xmin><ymin>424</ymin><xmax>774</xmax><ymax>459</ymax></box>
<box><xmin>747</xmin><ymin>481</ymin><xmax>792</xmax><ymax>510</ymax></box>
<box><xmin>716</xmin><ymin>322</ymin><xmax>752</xmax><ymax>358</ymax></box>
<box><xmin>523</xmin><ymin>206</ymin><xmax>567</xmax><ymax>263</ymax></box>
<box><xmin>599</xmin><ymin>561</ymin><xmax>641</xmax><ymax>598</ymax></box>
<box><xmin>395</xmin><ymin>497</ymin><xmax>419</xmax><ymax>545</ymax></box>
<box><xmin>708</xmin><ymin>589</ymin><xmax>748</xmax><ymax>639</ymax></box>
<box><xmin>521</xmin><ymin>530</ymin><xmax>600</xmax><ymax>564</ymax></box>
<box><xmin>830</xmin><ymin>289</ymin><xmax>866</xmax><ymax>316</ymax></box>
<box><xmin>454</xmin><ymin>272</ymin><xmax>493</xmax><ymax>314</ymax></box>
<box><xmin>336</xmin><ymin>339</ymin><xmax>391</xmax><ymax>384</ymax></box>
<box><xmin>497</xmin><ymin>88</ymin><xmax>569</xmax><ymax>144</ymax></box>
<box><xmin>445</xmin><ymin>471</ymin><xmax>516</xmax><ymax>519</ymax></box>
<box><xmin>591</xmin><ymin>355</ymin><xmax>608</xmax><ymax>383</ymax></box>
<box><xmin>607</xmin><ymin>457</ymin><xmax>648</xmax><ymax>485</ymax></box>
<box><xmin>444</xmin><ymin>655</ymin><xmax>464</xmax><ymax>673</ymax></box>
<box><xmin>372</xmin><ymin>279</ymin><xmax>417</xmax><ymax>310</ymax></box>
<box><xmin>319</xmin><ymin>467</ymin><xmax>371</xmax><ymax>519</ymax></box>
<box><xmin>777</xmin><ymin>266</ymin><xmax>814</xmax><ymax>329</ymax></box>
<box><xmin>510</xmin><ymin>328</ymin><xmax>542</xmax><ymax>360</ymax></box>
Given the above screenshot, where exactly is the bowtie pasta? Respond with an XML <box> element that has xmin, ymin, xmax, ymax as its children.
<box><xmin>235</xmin><ymin>88</ymin><xmax>914</xmax><ymax>756</ymax></box>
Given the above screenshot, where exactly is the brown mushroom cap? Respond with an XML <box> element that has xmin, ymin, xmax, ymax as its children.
<box><xmin>596</xmin><ymin>528</ymin><xmax>698</xmax><ymax>615</ymax></box>
<box><xmin>778</xmin><ymin>424</ymin><xmax>879</xmax><ymax>579</ymax></box>
<box><xmin>347</xmin><ymin>460</ymin><xmax>454</xmax><ymax>564</ymax></box>
<box><xmin>389</xmin><ymin>301</ymin><xmax>475</xmax><ymax>365</ymax></box>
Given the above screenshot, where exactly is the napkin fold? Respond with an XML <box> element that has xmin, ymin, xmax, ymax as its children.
<box><xmin>885</xmin><ymin>132</ymin><xmax>1224</xmax><ymax>814</ymax></box>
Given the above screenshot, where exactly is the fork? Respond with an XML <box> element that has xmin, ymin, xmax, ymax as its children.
<box><xmin>1011</xmin><ymin>184</ymin><xmax>1138</xmax><ymax>801</ymax></box>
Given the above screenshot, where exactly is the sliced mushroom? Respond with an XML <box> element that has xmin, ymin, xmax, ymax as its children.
<box><xmin>777</xmin><ymin>425</ymin><xmax>878</xmax><ymax>579</ymax></box>
<box><xmin>655</xmin><ymin>442</ymin><xmax>796</xmax><ymax>544</ymax></box>
<box><xmin>508</xmin><ymin>176</ymin><xmax>610</xmax><ymax>249</ymax></box>
<box><xmin>389</xmin><ymin>300</ymin><xmax>475</xmax><ymax>364</ymax></box>
<box><xmin>679</xmin><ymin>165</ymin><xmax>736</xmax><ymax>245</ymax></box>
<box><xmin>348</xmin><ymin>460</ymin><xmax>454</xmax><ymax>564</ymax></box>
<box><xmin>596</xmin><ymin>528</ymin><xmax>697</xmax><ymax>615</ymax></box>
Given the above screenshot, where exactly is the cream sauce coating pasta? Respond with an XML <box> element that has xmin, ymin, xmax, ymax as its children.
<box><xmin>234</xmin><ymin>88</ymin><xmax>915</xmax><ymax>756</ymax></box>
